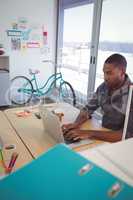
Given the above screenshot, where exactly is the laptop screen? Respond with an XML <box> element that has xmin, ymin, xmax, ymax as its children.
<box><xmin>122</xmin><ymin>85</ymin><xmax>133</xmax><ymax>140</ymax></box>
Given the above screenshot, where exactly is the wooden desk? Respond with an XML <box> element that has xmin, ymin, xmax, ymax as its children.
<box><xmin>4</xmin><ymin>103</ymin><xmax>107</xmax><ymax>157</ymax></box>
<box><xmin>75</xmin><ymin>116</ymin><xmax>110</xmax><ymax>151</ymax></box>
<box><xmin>1</xmin><ymin>104</ymin><xmax>132</xmax><ymax>187</ymax></box>
<box><xmin>0</xmin><ymin>111</ymin><xmax>32</xmax><ymax>176</ymax></box>
<box><xmin>3</xmin><ymin>105</ymin><xmax>58</xmax><ymax>158</ymax></box>
<box><xmin>4</xmin><ymin>107</ymin><xmax>55</xmax><ymax>158</ymax></box>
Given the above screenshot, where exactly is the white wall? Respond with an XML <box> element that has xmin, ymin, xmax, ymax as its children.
<box><xmin>0</xmin><ymin>0</ymin><xmax>57</xmax><ymax>85</ymax></box>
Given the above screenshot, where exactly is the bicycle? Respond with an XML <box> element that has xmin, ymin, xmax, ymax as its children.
<box><xmin>10</xmin><ymin>68</ymin><xmax>76</xmax><ymax>106</ymax></box>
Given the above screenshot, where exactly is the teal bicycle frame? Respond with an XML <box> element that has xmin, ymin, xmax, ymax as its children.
<box><xmin>22</xmin><ymin>72</ymin><xmax>64</xmax><ymax>97</ymax></box>
<box><xmin>11</xmin><ymin>70</ymin><xmax>76</xmax><ymax>105</ymax></box>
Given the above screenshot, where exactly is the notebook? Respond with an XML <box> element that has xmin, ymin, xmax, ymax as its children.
<box><xmin>40</xmin><ymin>105</ymin><xmax>94</xmax><ymax>148</ymax></box>
<box><xmin>95</xmin><ymin>138</ymin><xmax>133</xmax><ymax>181</ymax></box>
<box><xmin>0</xmin><ymin>144</ymin><xmax>133</xmax><ymax>200</ymax></box>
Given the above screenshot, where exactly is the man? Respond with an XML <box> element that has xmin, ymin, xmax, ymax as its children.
<box><xmin>62</xmin><ymin>54</ymin><xmax>132</xmax><ymax>142</ymax></box>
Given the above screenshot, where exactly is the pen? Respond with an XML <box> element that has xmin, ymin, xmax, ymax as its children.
<box><xmin>0</xmin><ymin>149</ymin><xmax>7</xmax><ymax>171</ymax></box>
<box><xmin>7</xmin><ymin>152</ymin><xmax>19</xmax><ymax>173</ymax></box>
<box><xmin>0</xmin><ymin>149</ymin><xmax>4</xmax><ymax>161</ymax></box>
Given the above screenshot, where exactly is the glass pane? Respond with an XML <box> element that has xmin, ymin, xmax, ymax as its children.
<box><xmin>58</xmin><ymin>4</ymin><xmax>94</xmax><ymax>103</ymax></box>
<box><xmin>95</xmin><ymin>0</ymin><xmax>133</xmax><ymax>89</ymax></box>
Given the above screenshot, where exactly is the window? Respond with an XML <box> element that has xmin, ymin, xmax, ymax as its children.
<box><xmin>57</xmin><ymin>0</ymin><xmax>94</xmax><ymax>104</ymax></box>
<box><xmin>96</xmin><ymin>0</ymin><xmax>133</xmax><ymax>89</ymax></box>
<box><xmin>57</xmin><ymin>0</ymin><xmax>133</xmax><ymax>105</ymax></box>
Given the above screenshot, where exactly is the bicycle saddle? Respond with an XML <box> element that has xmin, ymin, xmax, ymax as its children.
<box><xmin>29</xmin><ymin>69</ymin><xmax>40</xmax><ymax>75</ymax></box>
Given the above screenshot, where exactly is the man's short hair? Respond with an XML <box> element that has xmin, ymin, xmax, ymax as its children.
<box><xmin>105</xmin><ymin>53</ymin><xmax>127</xmax><ymax>68</ymax></box>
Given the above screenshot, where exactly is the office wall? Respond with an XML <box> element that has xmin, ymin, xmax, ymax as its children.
<box><xmin>0</xmin><ymin>0</ymin><xmax>57</xmax><ymax>84</ymax></box>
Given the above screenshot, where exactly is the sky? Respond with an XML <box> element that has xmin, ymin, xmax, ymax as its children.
<box><xmin>63</xmin><ymin>0</ymin><xmax>133</xmax><ymax>43</ymax></box>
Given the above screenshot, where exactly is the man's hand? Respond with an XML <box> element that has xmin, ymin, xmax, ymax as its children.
<box><xmin>63</xmin><ymin>129</ymin><xmax>123</xmax><ymax>143</ymax></box>
<box><xmin>64</xmin><ymin>129</ymin><xmax>94</xmax><ymax>141</ymax></box>
<box><xmin>62</xmin><ymin>110</ymin><xmax>90</xmax><ymax>134</ymax></box>
<box><xmin>62</xmin><ymin>123</ymin><xmax>79</xmax><ymax>134</ymax></box>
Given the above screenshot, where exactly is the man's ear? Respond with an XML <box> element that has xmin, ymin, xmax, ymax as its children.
<box><xmin>121</xmin><ymin>66</ymin><xmax>126</xmax><ymax>75</ymax></box>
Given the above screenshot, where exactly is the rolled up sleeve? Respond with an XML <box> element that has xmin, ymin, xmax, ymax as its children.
<box><xmin>82</xmin><ymin>91</ymin><xmax>99</xmax><ymax>116</ymax></box>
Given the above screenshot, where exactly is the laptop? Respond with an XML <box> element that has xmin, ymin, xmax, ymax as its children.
<box><xmin>39</xmin><ymin>105</ymin><xmax>94</xmax><ymax>148</ymax></box>
<box><xmin>122</xmin><ymin>84</ymin><xmax>133</xmax><ymax>140</ymax></box>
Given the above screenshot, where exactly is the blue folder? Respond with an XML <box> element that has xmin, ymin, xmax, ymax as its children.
<box><xmin>0</xmin><ymin>144</ymin><xmax>133</xmax><ymax>200</ymax></box>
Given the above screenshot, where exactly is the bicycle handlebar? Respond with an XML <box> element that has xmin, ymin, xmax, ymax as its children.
<box><xmin>29</xmin><ymin>69</ymin><xmax>40</xmax><ymax>75</ymax></box>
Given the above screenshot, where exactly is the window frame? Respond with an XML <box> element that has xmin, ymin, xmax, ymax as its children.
<box><xmin>56</xmin><ymin>0</ymin><xmax>103</xmax><ymax>103</ymax></box>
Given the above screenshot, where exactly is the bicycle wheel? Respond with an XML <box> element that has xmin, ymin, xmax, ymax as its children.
<box><xmin>10</xmin><ymin>76</ymin><xmax>33</xmax><ymax>105</ymax></box>
<box><xmin>60</xmin><ymin>81</ymin><xmax>76</xmax><ymax>106</ymax></box>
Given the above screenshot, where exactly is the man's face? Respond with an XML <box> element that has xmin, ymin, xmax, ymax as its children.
<box><xmin>103</xmin><ymin>63</ymin><xmax>125</xmax><ymax>89</ymax></box>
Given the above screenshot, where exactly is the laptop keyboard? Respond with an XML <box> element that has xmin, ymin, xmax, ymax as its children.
<box><xmin>64</xmin><ymin>137</ymin><xmax>81</xmax><ymax>144</ymax></box>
